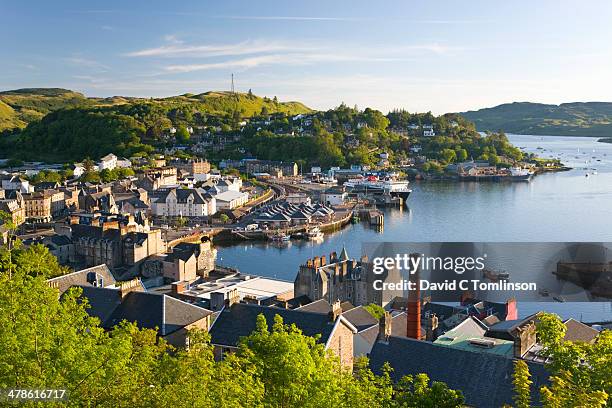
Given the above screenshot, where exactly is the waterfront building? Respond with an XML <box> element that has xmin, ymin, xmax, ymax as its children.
<box><xmin>150</xmin><ymin>188</ymin><xmax>216</xmax><ymax>217</ymax></box>
<box><xmin>320</xmin><ymin>187</ymin><xmax>347</xmax><ymax>206</ymax></box>
<box><xmin>214</xmin><ymin>190</ymin><xmax>249</xmax><ymax>210</ymax></box>
<box><xmin>294</xmin><ymin>248</ymin><xmax>396</xmax><ymax>307</ymax></box>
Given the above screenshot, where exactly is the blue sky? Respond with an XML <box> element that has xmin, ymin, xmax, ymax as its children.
<box><xmin>2</xmin><ymin>0</ymin><xmax>612</xmax><ymax>113</ymax></box>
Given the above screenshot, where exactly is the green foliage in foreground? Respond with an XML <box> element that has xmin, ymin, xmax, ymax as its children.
<box><xmin>0</xmin><ymin>242</ymin><xmax>464</xmax><ymax>408</ymax></box>
<box><xmin>512</xmin><ymin>313</ymin><xmax>611</xmax><ymax>408</ymax></box>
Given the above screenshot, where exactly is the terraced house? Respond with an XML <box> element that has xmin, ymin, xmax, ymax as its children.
<box><xmin>151</xmin><ymin>188</ymin><xmax>216</xmax><ymax>218</ymax></box>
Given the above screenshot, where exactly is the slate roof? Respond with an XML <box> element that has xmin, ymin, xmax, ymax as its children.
<box><xmin>342</xmin><ymin>306</ymin><xmax>378</xmax><ymax>332</ymax></box>
<box><xmin>210</xmin><ymin>303</ymin><xmax>340</xmax><ymax>347</ymax></box>
<box><xmin>563</xmin><ymin>318</ymin><xmax>599</xmax><ymax>343</ymax></box>
<box><xmin>369</xmin><ymin>336</ymin><xmax>549</xmax><ymax>408</ymax></box>
<box><xmin>76</xmin><ymin>286</ymin><xmax>212</xmax><ymax>336</ymax></box>
<box><xmin>47</xmin><ymin>264</ymin><xmax>117</xmax><ymax>295</ymax></box>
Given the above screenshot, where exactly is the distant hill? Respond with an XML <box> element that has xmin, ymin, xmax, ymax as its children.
<box><xmin>0</xmin><ymin>88</ymin><xmax>312</xmax><ymax>161</ymax></box>
<box><xmin>460</xmin><ymin>102</ymin><xmax>612</xmax><ymax>137</ymax></box>
<box><xmin>0</xmin><ymin>88</ymin><xmax>311</xmax><ymax>132</ymax></box>
<box><xmin>0</xmin><ymin>88</ymin><xmax>101</xmax><ymax>131</ymax></box>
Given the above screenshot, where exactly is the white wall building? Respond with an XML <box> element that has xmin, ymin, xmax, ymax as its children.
<box><xmin>98</xmin><ymin>154</ymin><xmax>118</xmax><ymax>171</ymax></box>
<box><xmin>215</xmin><ymin>190</ymin><xmax>249</xmax><ymax>210</ymax></box>
<box><xmin>1</xmin><ymin>176</ymin><xmax>32</xmax><ymax>193</ymax></box>
<box><xmin>151</xmin><ymin>188</ymin><xmax>216</xmax><ymax>217</ymax></box>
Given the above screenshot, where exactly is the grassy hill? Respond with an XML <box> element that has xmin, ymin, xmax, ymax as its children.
<box><xmin>0</xmin><ymin>88</ymin><xmax>312</xmax><ymax>161</ymax></box>
<box><xmin>460</xmin><ymin>102</ymin><xmax>612</xmax><ymax>137</ymax></box>
<box><xmin>0</xmin><ymin>88</ymin><xmax>311</xmax><ymax>132</ymax></box>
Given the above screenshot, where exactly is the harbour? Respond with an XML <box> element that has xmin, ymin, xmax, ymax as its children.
<box><xmin>217</xmin><ymin>134</ymin><xmax>612</xmax><ymax>321</ymax></box>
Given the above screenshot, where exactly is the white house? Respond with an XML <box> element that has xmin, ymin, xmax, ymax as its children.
<box><xmin>98</xmin><ymin>154</ymin><xmax>118</xmax><ymax>171</ymax></box>
<box><xmin>320</xmin><ymin>188</ymin><xmax>347</xmax><ymax>206</ymax></box>
<box><xmin>214</xmin><ymin>190</ymin><xmax>249</xmax><ymax>210</ymax></box>
<box><xmin>215</xmin><ymin>177</ymin><xmax>242</xmax><ymax>193</ymax></box>
<box><xmin>1</xmin><ymin>176</ymin><xmax>32</xmax><ymax>193</ymax></box>
<box><xmin>151</xmin><ymin>188</ymin><xmax>216</xmax><ymax>217</ymax></box>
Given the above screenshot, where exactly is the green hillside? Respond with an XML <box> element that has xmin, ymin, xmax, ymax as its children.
<box><xmin>0</xmin><ymin>88</ymin><xmax>312</xmax><ymax>161</ymax></box>
<box><xmin>461</xmin><ymin>102</ymin><xmax>612</xmax><ymax>137</ymax></box>
<box><xmin>0</xmin><ymin>88</ymin><xmax>311</xmax><ymax>132</ymax></box>
<box><xmin>0</xmin><ymin>89</ymin><xmax>91</xmax><ymax>131</ymax></box>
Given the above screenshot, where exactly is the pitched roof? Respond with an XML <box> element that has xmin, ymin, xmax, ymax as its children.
<box><xmin>341</xmin><ymin>306</ymin><xmax>378</xmax><ymax>332</ymax></box>
<box><xmin>369</xmin><ymin>336</ymin><xmax>549</xmax><ymax>408</ymax></box>
<box><xmin>47</xmin><ymin>264</ymin><xmax>117</xmax><ymax>295</ymax></box>
<box><xmin>210</xmin><ymin>303</ymin><xmax>348</xmax><ymax>347</ymax></box>
<box><xmin>563</xmin><ymin>318</ymin><xmax>599</xmax><ymax>343</ymax></box>
<box><xmin>76</xmin><ymin>286</ymin><xmax>212</xmax><ymax>336</ymax></box>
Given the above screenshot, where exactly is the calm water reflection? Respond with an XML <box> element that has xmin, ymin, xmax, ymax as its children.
<box><xmin>218</xmin><ymin>135</ymin><xmax>612</xmax><ymax>321</ymax></box>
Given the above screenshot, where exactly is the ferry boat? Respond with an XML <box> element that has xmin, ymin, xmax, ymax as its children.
<box><xmin>307</xmin><ymin>226</ymin><xmax>324</xmax><ymax>241</ymax></box>
<box><xmin>344</xmin><ymin>175</ymin><xmax>412</xmax><ymax>202</ymax></box>
<box><xmin>509</xmin><ymin>167</ymin><xmax>534</xmax><ymax>181</ymax></box>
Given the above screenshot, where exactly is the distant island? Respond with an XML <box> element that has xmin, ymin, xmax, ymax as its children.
<box><xmin>460</xmin><ymin>101</ymin><xmax>612</xmax><ymax>137</ymax></box>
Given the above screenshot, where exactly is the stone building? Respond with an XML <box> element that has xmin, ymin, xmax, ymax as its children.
<box><xmin>294</xmin><ymin>247</ymin><xmax>402</xmax><ymax>307</ymax></box>
<box><xmin>22</xmin><ymin>191</ymin><xmax>53</xmax><ymax>222</ymax></box>
<box><xmin>71</xmin><ymin>223</ymin><xmax>163</xmax><ymax>269</ymax></box>
<box><xmin>0</xmin><ymin>193</ymin><xmax>25</xmax><ymax>226</ymax></box>
<box><xmin>245</xmin><ymin>160</ymin><xmax>298</xmax><ymax>178</ymax></box>
<box><xmin>137</xmin><ymin>167</ymin><xmax>178</xmax><ymax>191</ymax></box>
<box><xmin>141</xmin><ymin>239</ymin><xmax>217</xmax><ymax>283</ymax></box>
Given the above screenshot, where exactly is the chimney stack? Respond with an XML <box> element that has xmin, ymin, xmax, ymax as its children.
<box><xmin>406</xmin><ymin>253</ymin><xmax>421</xmax><ymax>340</ymax></box>
<box><xmin>329</xmin><ymin>299</ymin><xmax>342</xmax><ymax>322</ymax></box>
<box><xmin>378</xmin><ymin>311</ymin><xmax>392</xmax><ymax>342</ymax></box>
<box><xmin>425</xmin><ymin>313</ymin><xmax>439</xmax><ymax>341</ymax></box>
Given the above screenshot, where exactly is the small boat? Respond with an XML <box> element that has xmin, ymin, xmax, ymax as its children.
<box><xmin>592</xmin><ymin>171</ymin><xmax>598</xmax><ymax>175</ymax></box>
<box><xmin>269</xmin><ymin>232</ymin><xmax>290</xmax><ymax>243</ymax></box>
<box><xmin>553</xmin><ymin>295</ymin><xmax>566</xmax><ymax>303</ymax></box>
<box><xmin>307</xmin><ymin>226</ymin><xmax>324</xmax><ymax>240</ymax></box>
<box><xmin>539</xmin><ymin>288</ymin><xmax>550</xmax><ymax>297</ymax></box>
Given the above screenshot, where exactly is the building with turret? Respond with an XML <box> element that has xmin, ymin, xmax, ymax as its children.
<box><xmin>294</xmin><ymin>248</ymin><xmax>403</xmax><ymax>307</ymax></box>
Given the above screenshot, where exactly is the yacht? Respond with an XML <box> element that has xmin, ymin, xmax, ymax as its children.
<box><xmin>307</xmin><ymin>226</ymin><xmax>324</xmax><ymax>241</ymax></box>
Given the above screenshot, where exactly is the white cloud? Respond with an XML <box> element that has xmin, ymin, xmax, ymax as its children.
<box><xmin>124</xmin><ymin>39</ymin><xmax>308</xmax><ymax>58</ymax></box>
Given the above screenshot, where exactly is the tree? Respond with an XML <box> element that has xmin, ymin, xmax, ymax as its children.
<box><xmin>440</xmin><ymin>148</ymin><xmax>457</xmax><ymax>164</ymax></box>
<box><xmin>512</xmin><ymin>313</ymin><xmax>610</xmax><ymax>407</ymax></box>
<box><xmin>455</xmin><ymin>148</ymin><xmax>468</xmax><ymax>162</ymax></box>
<box><xmin>364</xmin><ymin>303</ymin><xmax>385</xmax><ymax>320</ymax></box>
<box><xmin>175</xmin><ymin>125</ymin><xmax>190</xmax><ymax>144</ymax></box>
<box><xmin>512</xmin><ymin>360</ymin><xmax>532</xmax><ymax>408</ymax></box>
<box><xmin>219</xmin><ymin>214</ymin><xmax>230</xmax><ymax>224</ymax></box>
<box><xmin>237</xmin><ymin>314</ymin><xmax>348</xmax><ymax>408</ymax></box>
